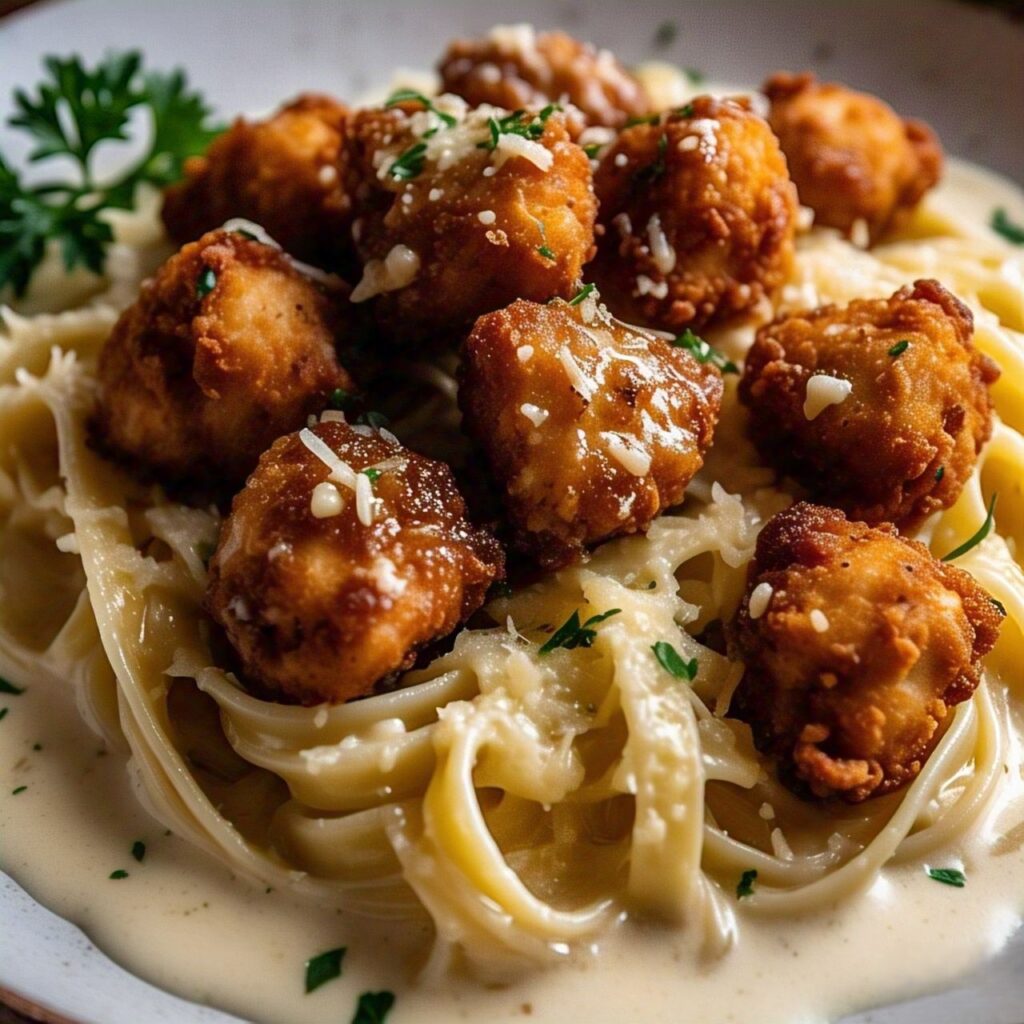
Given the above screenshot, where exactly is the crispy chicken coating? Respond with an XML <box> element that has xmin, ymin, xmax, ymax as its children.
<box><xmin>458</xmin><ymin>296</ymin><xmax>723</xmax><ymax>567</ymax></box>
<box><xmin>206</xmin><ymin>420</ymin><xmax>504</xmax><ymax>704</ymax></box>
<box><xmin>589</xmin><ymin>96</ymin><xmax>798</xmax><ymax>331</ymax></box>
<box><xmin>437</xmin><ymin>25</ymin><xmax>650</xmax><ymax>132</ymax></box>
<box><xmin>345</xmin><ymin>98</ymin><xmax>596</xmax><ymax>345</ymax></box>
<box><xmin>729</xmin><ymin>502</ymin><xmax>1003</xmax><ymax>802</ymax></box>
<box><xmin>764</xmin><ymin>72</ymin><xmax>942</xmax><ymax>244</ymax></box>
<box><xmin>93</xmin><ymin>229</ymin><xmax>352</xmax><ymax>491</ymax></box>
<box><xmin>739</xmin><ymin>279</ymin><xmax>999</xmax><ymax>530</ymax></box>
<box><xmin>162</xmin><ymin>94</ymin><xmax>354</xmax><ymax>267</ymax></box>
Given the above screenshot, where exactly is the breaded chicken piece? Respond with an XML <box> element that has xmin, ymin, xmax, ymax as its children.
<box><xmin>729</xmin><ymin>502</ymin><xmax>1003</xmax><ymax>802</ymax></box>
<box><xmin>764</xmin><ymin>72</ymin><xmax>942</xmax><ymax>244</ymax></box>
<box><xmin>438</xmin><ymin>25</ymin><xmax>650</xmax><ymax>132</ymax></box>
<box><xmin>739</xmin><ymin>279</ymin><xmax>999</xmax><ymax>530</ymax></box>
<box><xmin>93</xmin><ymin>229</ymin><xmax>352</xmax><ymax>491</ymax></box>
<box><xmin>345</xmin><ymin>97</ymin><xmax>596</xmax><ymax>345</ymax></box>
<box><xmin>206</xmin><ymin>419</ymin><xmax>504</xmax><ymax>704</ymax></box>
<box><xmin>589</xmin><ymin>96</ymin><xmax>798</xmax><ymax>331</ymax></box>
<box><xmin>458</xmin><ymin>296</ymin><xmax>723</xmax><ymax>567</ymax></box>
<box><xmin>162</xmin><ymin>94</ymin><xmax>354</xmax><ymax>267</ymax></box>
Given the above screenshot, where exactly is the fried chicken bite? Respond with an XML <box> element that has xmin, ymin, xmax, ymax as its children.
<box><xmin>764</xmin><ymin>72</ymin><xmax>942</xmax><ymax>244</ymax></box>
<box><xmin>162</xmin><ymin>94</ymin><xmax>354</xmax><ymax>267</ymax></box>
<box><xmin>206</xmin><ymin>419</ymin><xmax>504</xmax><ymax>704</ymax></box>
<box><xmin>458</xmin><ymin>295</ymin><xmax>723</xmax><ymax>567</ymax></box>
<box><xmin>739</xmin><ymin>279</ymin><xmax>999</xmax><ymax>530</ymax></box>
<box><xmin>93</xmin><ymin>229</ymin><xmax>352</xmax><ymax>491</ymax></box>
<box><xmin>345</xmin><ymin>97</ymin><xmax>596</xmax><ymax>345</ymax></box>
<box><xmin>438</xmin><ymin>24</ymin><xmax>650</xmax><ymax>132</ymax></box>
<box><xmin>589</xmin><ymin>96</ymin><xmax>798</xmax><ymax>331</ymax></box>
<box><xmin>729</xmin><ymin>502</ymin><xmax>1003</xmax><ymax>802</ymax></box>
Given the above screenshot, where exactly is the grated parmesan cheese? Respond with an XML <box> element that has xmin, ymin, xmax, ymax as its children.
<box><xmin>492</xmin><ymin>132</ymin><xmax>553</xmax><ymax>172</ymax></box>
<box><xmin>516</xmin><ymin>344</ymin><xmax>534</xmax><ymax>363</ymax></box>
<box><xmin>369</xmin><ymin>555</ymin><xmax>407</xmax><ymax>598</ymax></box>
<box><xmin>809</xmin><ymin>609</ymin><xmax>830</xmax><ymax>633</ymax></box>
<box><xmin>300</xmin><ymin>429</ymin><xmax>358</xmax><ymax>489</ymax></box>
<box><xmin>646</xmin><ymin>214</ymin><xmax>677</xmax><ymax>274</ymax></box>
<box><xmin>635</xmin><ymin>274</ymin><xmax>669</xmax><ymax>299</ymax></box>
<box><xmin>803</xmin><ymin>374</ymin><xmax>853</xmax><ymax>421</ymax></box>
<box><xmin>603</xmin><ymin>432</ymin><xmax>652</xmax><ymax>477</ymax></box>
<box><xmin>355</xmin><ymin>472</ymin><xmax>375</xmax><ymax>526</ymax></box>
<box><xmin>558</xmin><ymin>346</ymin><xmax>596</xmax><ymax>401</ymax></box>
<box><xmin>749</xmin><ymin>581</ymin><xmax>774</xmax><ymax>620</ymax></box>
<box><xmin>477</xmin><ymin>209</ymin><xmax>496</xmax><ymax>225</ymax></box>
<box><xmin>350</xmin><ymin>244</ymin><xmax>421</xmax><ymax>302</ymax></box>
<box><xmin>520</xmin><ymin>403</ymin><xmax>549</xmax><ymax>427</ymax></box>
<box><xmin>310</xmin><ymin>481</ymin><xmax>344</xmax><ymax>519</ymax></box>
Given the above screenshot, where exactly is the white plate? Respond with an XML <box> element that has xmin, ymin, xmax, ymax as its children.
<box><xmin>0</xmin><ymin>2</ymin><xmax>1022</xmax><ymax>1022</ymax></box>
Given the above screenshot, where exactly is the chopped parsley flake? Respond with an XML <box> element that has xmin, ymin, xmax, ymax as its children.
<box><xmin>672</xmin><ymin>328</ymin><xmax>739</xmax><ymax>373</ymax></box>
<box><xmin>625</xmin><ymin>113</ymin><xmax>660</xmax><ymax>127</ymax></box>
<box><xmin>934</xmin><ymin>466</ymin><xmax>945</xmax><ymax>482</ymax></box>
<box><xmin>991</xmin><ymin>207</ymin><xmax>1024</xmax><ymax>245</ymax></box>
<box><xmin>305</xmin><ymin>946</ymin><xmax>346</xmax><ymax>993</ymax></box>
<box><xmin>653</xmin><ymin>20</ymin><xmax>678</xmax><ymax>48</ymax></box>
<box><xmin>195</xmin><ymin>267</ymin><xmax>216</xmax><ymax>298</ymax></box>
<box><xmin>384</xmin><ymin>89</ymin><xmax>456</xmax><ymax>127</ymax></box>
<box><xmin>131</xmin><ymin>840</ymin><xmax>146</xmax><ymax>863</ymax></box>
<box><xmin>352</xmin><ymin>991</ymin><xmax>396</xmax><ymax>1024</ymax></box>
<box><xmin>736</xmin><ymin>868</ymin><xmax>757</xmax><ymax>898</ymax></box>
<box><xmin>651</xmin><ymin>641</ymin><xmax>698</xmax><ymax>681</ymax></box>
<box><xmin>33</xmin><ymin>743</ymin><xmax>42</xmax><ymax>751</ymax></box>
<box><xmin>583</xmin><ymin>142</ymin><xmax>602</xmax><ymax>159</ymax></box>
<box><xmin>926</xmin><ymin>866</ymin><xmax>966</xmax><ymax>888</ymax></box>
<box><xmin>990</xmin><ymin>597</ymin><xmax>1007</xmax><ymax>616</ymax></box>
<box><xmin>388</xmin><ymin>141</ymin><xmax>427</xmax><ymax>181</ymax></box>
<box><xmin>539</xmin><ymin>608</ymin><xmax>621</xmax><ymax>654</ymax></box>
<box><xmin>480</xmin><ymin>106</ymin><xmax>559</xmax><ymax>151</ymax></box>
<box><xmin>537</xmin><ymin>244</ymin><xmax>556</xmax><ymax>260</ymax></box>
<box><xmin>0</xmin><ymin>708</ymin><xmax>7</xmax><ymax>721</ymax></box>
<box><xmin>109</xmin><ymin>869</ymin><xmax>129</xmax><ymax>879</ymax></box>
<box><xmin>888</xmin><ymin>339</ymin><xmax>910</xmax><ymax>357</ymax></box>
<box><xmin>942</xmin><ymin>493</ymin><xmax>997</xmax><ymax>562</ymax></box>
<box><xmin>0</xmin><ymin>677</ymin><xmax>25</xmax><ymax>695</ymax></box>
<box><xmin>568</xmin><ymin>282</ymin><xmax>596</xmax><ymax>306</ymax></box>
<box><xmin>11</xmin><ymin>785</ymin><xmax>26</xmax><ymax>795</ymax></box>
<box><xmin>361</xmin><ymin>468</ymin><xmax>382</xmax><ymax>484</ymax></box>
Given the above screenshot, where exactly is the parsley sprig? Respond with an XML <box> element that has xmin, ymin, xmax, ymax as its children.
<box><xmin>539</xmin><ymin>608</ymin><xmax>621</xmax><ymax>654</ymax></box>
<box><xmin>385</xmin><ymin>89</ymin><xmax>456</xmax><ymax>128</ymax></box>
<box><xmin>0</xmin><ymin>51</ymin><xmax>220</xmax><ymax>297</ymax></box>
<box><xmin>479</xmin><ymin>104</ymin><xmax>560</xmax><ymax>151</ymax></box>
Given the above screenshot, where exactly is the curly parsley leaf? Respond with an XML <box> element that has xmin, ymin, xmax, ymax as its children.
<box><xmin>1</xmin><ymin>50</ymin><xmax>220</xmax><ymax>297</ymax></box>
<box><xmin>539</xmin><ymin>608</ymin><xmax>621</xmax><ymax>654</ymax></box>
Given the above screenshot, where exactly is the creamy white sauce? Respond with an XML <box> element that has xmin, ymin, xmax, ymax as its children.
<box><xmin>1</xmin><ymin>151</ymin><xmax>1023</xmax><ymax>1024</ymax></box>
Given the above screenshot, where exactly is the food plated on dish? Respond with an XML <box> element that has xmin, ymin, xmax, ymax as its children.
<box><xmin>1</xmin><ymin>18</ymin><xmax>1023</xmax><ymax>1024</ymax></box>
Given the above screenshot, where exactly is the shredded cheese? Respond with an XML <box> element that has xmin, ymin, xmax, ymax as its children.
<box><xmin>749</xmin><ymin>581</ymin><xmax>774</xmax><ymax>620</ymax></box>
<box><xmin>310</xmin><ymin>481</ymin><xmax>344</xmax><ymax>519</ymax></box>
<box><xmin>516</xmin><ymin>344</ymin><xmax>534</xmax><ymax>363</ymax></box>
<box><xmin>603</xmin><ymin>432</ymin><xmax>652</xmax><ymax>477</ymax></box>
<box><xmin>492</xmin><ymin>132</ymin><xmax>553</xmax><ymax>172</ymax></box>
<box><xmin>809</xmin><ymin>609</ymin><xmax>830</xmax><ymax>633</ymax></box>
<box><xmin>350</xmin><ymin>244</ymin><xmax>421</xmax><ymax>303</ymax></box>
<box><xmin>803</xmin><ymin>374</ymin><xmax>853</xmax><ymax>421</ymax></box>
<box><xmin>558</xmin><ymin>346</ymin><xmax>596</xmax><ymax>401</ymax></box>
<box><xmin>520</xmin><ymin>403</ymin><xmax>549</xmax><ymax>427</ymax></box>
<box><xmin>646</xmin><ymin>214</ymin><xmax>677</xmax><ymax>274</ymax></box>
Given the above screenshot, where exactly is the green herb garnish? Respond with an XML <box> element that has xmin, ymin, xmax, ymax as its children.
<box><xmin>109</xmin><ymin>869</ymin><xmax>128</xmax><ymax>879</ymax></box>
<box><xmin>935</xmin><ymin>466</ymin><xmax>945</xmax><ymax>482</ymax></box>
<box><xmin>888</xmin><ymin>339</ymin><xmax>910</xmax><ymax>357</ymax></box>
<box><xmin>305</xmin><ymin>947</ymin><xmax>346</xmax><ymax>994</ymax></box>
<box><xmin>677</xmin><ymin>102</ymin><xmax>695</xmax><ymax>118</ymax></box>
<box><xmin>942</xmin><ymin>493</ymin><xmax>997</xmax><ymax>561</ymax></box>
<box><xmin>672</xmin><ymin>328</ymin><xmax>739</xmax><ymax>373</ymax></box>
<box><xmin>583</xmin><ymin>142</ymin><xmax>602</xmax><ymax>159</ymax></box>
<box><xmin>361</xmin><ymin>468</ymin><xmax>382</xmax><ymax>484</ymax></box>
<box><xmin>736</xmin><ymin>868</ymin><xmax>757</xmax><ymax>898</ymax></box>
<box><xmin>990</xmin><ymin>597</ymin><xmax>1007</xmax><ymax>616</ymax></box>
<box><xmin>195</xmin><ymin>267</ymin><xmax>216</xmax><ymax>298</ymax></box>
<box><xmin>539</xmin><ymin>608</ymin><xmax>621</xmax><ymax>654</ymax></box>
<box><xmin>926</xmin><ymin>866</ymin><xmax>966</xmax><ymax>888</ymax></box>
<box><xmin>33</xmin><ymin>743</ymin><xmax>42</xmax><ymax>751</ymax></box>
<box><xmin>388</xmin><ymin>141</ymin><xmax>428</xmax><ymax>181</ymax></box>
<box><xmin>568</xmin><ymin>282</ymin><xmax>596</xmax><ymax>306</ymax></box>
<box><xmin>625</xmin><ymin>113</ymin><xmax>660</xmax><ymax>127</ymax></box>
<box><xmin>131</xmin><ymin>840</ymin><xmax>146</xmax><ymax>863</ymax></box>
<box><xmin>0</xmin><ymin>678</ymin><xmax>25</xmax><ymax>695</ymax></box>
<box><xmin>384</xmin><ymin>89</ymin><xmax>456</xmax><ymax>128</ymax></box>
<box><xmin>352</xmin><ymin>991</ymin><xmax>396</xmax><ymax>1024</ymax></box>
<box><xmin>479</xmin><ymin>106</ymin><xmax>559</xmax><ymax>151</ymax></box>
<box><xmin>651</xmin><ymin>641</ymin><xmax>698</xmax><ymax>681</ymax></box>
<box><xmin>537</xmin><ymin>244</ymin><xmax>556</xmax><ymax>260</ymax></box>
<box><xmin>12</xmin><ymin>785</ymin><xmax>27</xmax><ymax>795</ymax></box>
<box><xmin>0</xmin><ymin>708</ymin><xmax>7</xmax><ymax>721</ymax></box>
<box><xmin>991</xmin><ymin>207</ymin><xmax>1024</xmax><ymax>245</ymax></box>
<box><xmin>328</xmin><ymin>387</ymin><xmax>353</xmax><ymax>411</ymax></box>
<box><xmin>1</xmin><ymin>51</ymin><xmax>220</xmax><ymax>297</ymax></box>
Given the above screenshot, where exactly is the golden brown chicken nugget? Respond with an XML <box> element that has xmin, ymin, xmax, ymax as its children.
<box><xmin>345</xmin><ymin>98</ymin><xmax>596</xmax><ymax>345</ymax></box>
<box><xmin>93</xmin><ymin>229</ymin><xmax>352</xmax><ymax>491</ymax></box>
<box><xmin>459</xmin><ymin>295</ymin><xmax>723</xmax><ymax>567</ymax></box>
<box><xmin>764</xmin><ymin>71</ymin><xmax>942</xmax><ymax>244</ymax></box>
<box><xmin>729</xmin><ymin>502</ymin><xmax>1003</xmax><ymax>802</ymax></box>
<box><xmin>438</xmin><ymin>25</ymin><xmax>650</xmax><ymax>132</ymax></box>
<box><xmin>739</xmin><ymin>279</ymin><xmax>999</xmax><ymax>529</ymax></box>
<box><xmin>162</xmin><ymin>94</ymin><xmax>354</xmax><ymax>267</ymax></box>
<box><xmin>590</xmin><ymin>96</ymin><xmax>798</xmax><ymax>331</ymax></box>
<box><xmin>206</xmin><ymin>419</ymin><xmax>504</xmax><ymax>704</ymax></box>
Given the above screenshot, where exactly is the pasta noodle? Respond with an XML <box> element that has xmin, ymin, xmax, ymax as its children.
<box><xmin>0</xmin><ymin>160</ymin><xmax>1022</xmax><ymax>983</ymax></box>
